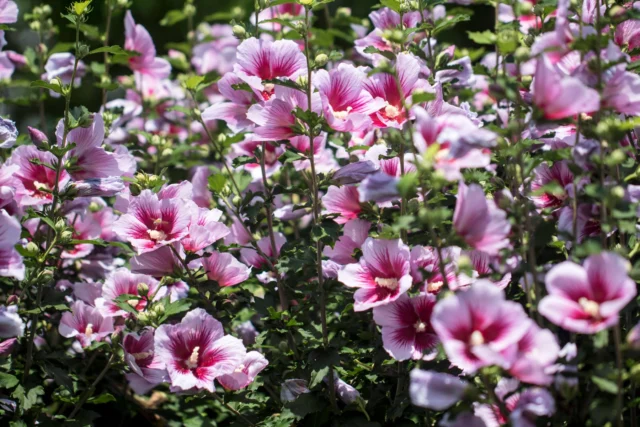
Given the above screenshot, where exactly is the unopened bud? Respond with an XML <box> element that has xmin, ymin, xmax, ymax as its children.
<box><xmin>54</xmin><ymin>219</ymin><xmax>66</xmax><ymax>232</ymax></box>
<box><xmin>137</xmin><ymin>311</ymin><xmax>149</xmax><ymax>323</ymax></box>
<box><xmin>232</xmin><ymin>195</ymin><xmax>242</xmax><ymax>206</ymax></box>
<box><xmin>314</xmin><ymin>53</ymin><xmax>329</xmax><ymax>67</ymax></box>
<box><xmin>137</xmin><ymin>282</ymin><xmax>149</xmax><ymax>296</ymax></box>
<box><xmin>515</xmin><ymin>46</ymin><xmax>530</xmax><ymax>62</ymax></box>
<box><xmin>25</xmin><ymin>242</ymin><xmax>40</xmax><ymax>256</ymax></box>
<box><xmin>27</xmin><ymin>126</ymin><xmax>48</xmax><ymax>148</ymax></box>
<box><xmin>153</xmin><ymin>304</ymin><xmax>165</xmax><ymax>316</ymax></box>
<box><xmin>520</xmin><ymin>1</ymin><xmax>534</xmax><ymax>14</ymax></box>
<box><xmin>232</xmin><ymin>25</ymin><xmax>246</xmax><ymax>39</ymax></box>
<box><xmin>611</xmin><ymin>186</ymin><xmax>625</xmax><ymax>200</ymax></box>
<box><xmin>183</xmin><ymin>3</ymin><xmax>196</xmax><ymax>17</ymax></box>
<box><xmin>60</xmin><ymin>230</ymin><xmax>73</xmax><ymax>241</ymax></box>
<box><xmin>336</xmin><ymin>7</ymin><xmax>351</xmax><ymax>18</ymax></box>
<box><xmin>6</xmin><ymin>295</ymin><xmax>19</xmax><ymax>305</ymax></box>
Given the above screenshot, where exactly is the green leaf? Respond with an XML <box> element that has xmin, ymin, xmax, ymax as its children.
<box><xmin>160</xmin><ymin>10</ymin><xmax>186</xmax><ymax>26</ymax></box>
<box><xmin>591</xmin><ymin>376</ymin><xmax>619</xmax><ymax>394</ymax></box>
<box><xmin>12</xmin><ymin>385</ymin><xmax>44</xmax><ymax>411</ymax></box>
<box><xmin>0</xmin><ymin>373</ymin><xmax>19</xmax><ymax>389</ymax></box>
<box><xmin>88</xmin><ymin>45</ymin><xmax>136</xmax><ymax>56</ymax></box>
<box><xmin>30</xmin><ymin>80</ymin><xmax>63</xmax><ymax>95</ymax></box>
<box><xmin>21</xmin><ymin>304</ymin><xmax>69</xmax><ymax>315</ymax></box>
<box><xmin>159</xmin><ymin>298</ymin><xmax>191</xmax><ymax>322</ymax></box>
<box><xmin>114</xmin><ymin>294</ymin><xmax>141</xmax><ymax>315</ymax></box>
<box><xmin>87</xmin><ymin>393</ymin><xmax>116</xmax><ymax>404</ymax></box>
<box><xmin>468</xmin><ymin>30</ymin><xmax>497</xmax><ymax>45</ymax></box>
<box><xmin>208</xmin><ymin>174</ymin><xmax>227</xmax><ymax>193</ymax></box>
<box><xmin>379</xmin><ymin>0</ymin><xmax>401</xmax><ymax>13</ymax></box>
<box><xmin>397</xmin><ymin>172</ymin><xmax>418</xmax><ymax>199</ymax></box>
<box><xmin>185</xmin><ymin>75</ymin><xmax>204</xmax><ymax>91</ymax></box>
<box><xmin>411</xmin><ymin>91</ymin><xmax>436</xmax><ymax>104</ymax></box>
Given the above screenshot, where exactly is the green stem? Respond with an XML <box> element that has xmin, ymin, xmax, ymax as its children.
<box><xmin>614</xmin><ymin>324</ymin><xmax>624</xmax><ymax>427</ymax></box>
<box><xmin>303</xmin><ymin>6</ymin><xmax>336</xmax><ymax>409</ymax></box>
<box><xmin>69</xmin><ymin>353</ymin><xmax>116</xmax><ymax>419</ymax></box>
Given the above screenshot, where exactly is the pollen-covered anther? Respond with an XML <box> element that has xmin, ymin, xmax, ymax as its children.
<box><xmin>414</xmin><ymin>320</ymin><xmax>427</xmax><ymax>332</ymax></box>
<box><xmin>147</xmin><ymin>229</ymin><xmax>167</xmax><ymax>241</ymax></box>
<box><xmin>578</xmin><ymin>297</ymin><xmax>601</xmax><ymax>319</ymax></box>
<box><xmin>469</xmin><ymin>330</ymin><xmax>485</xmax><ymax>346</ymax></box>
<box><xmin>333</xmin><ymin>106</ymin><xmax>353</xmax><ymax>120</ymax></box>
<box><xmin>85</xmin><ymin>323</ymin><xmax>94</xmax><ymax>336</ymax></box>
<box><xmin>375</xmin><ymin>277</ymin><xmax>399</xmax><ymax>290</ymax></box>
<box><xmin>384</xmin><ymin>102</ymin><xmax>401</xmax><ymax>119</ymax></box>
<box><xmin>185</xmin><ymin>346</ymin><xmax>200</xmax><ymax>369</ymax></box>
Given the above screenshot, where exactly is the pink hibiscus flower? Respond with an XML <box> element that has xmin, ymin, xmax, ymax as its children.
<box><xmin>124</xmin><ymin>11</ymin><xmax>171</xmax><ymax>79</ymax></box>
<box><xmin>337</xmin><ymin>238</ymin><xmax>413</xmax><ymax>311</ymax></box>
<box><xmin>530</xmin><ymin>161</ymin><xmax>575</xmax><ymax>211</ymax></box>
<box><xmin>59</xmin><ymin>300</ymin><xmax>115</xmax><ymax>348</ymax></box>
<box><xmin>217</xmin><ymin>351</ymin><xmax>269</xmax><ymax>391</ymax></box>
<box><xmin>453</xmin><ymin>182</ymin><xmax>511</xmax><ymax>256</ymax></box>
<box><xmin>323</xmin><ymin>219</ymin><xmax>370</xmax><ymax>265</ymax></box>
<box><xmin>373</xmin><ymin>293</ymin><xmax>439</xmax><ymax>360</ymax></box>
<box><xmin>532</xmin><ymin>54</ymin><xmax>600</xmax><ymax>120</ymax></box>
<box><xmin>154</xmin><ymin>308</ymin><xmax>246</xmax><ymax>392</ymax></box>
<box><xmin>322</xmin><ymin>185</ymin><xmax>362</xmax><ymax>224</ymax></box>
<box><xmin>431</xmin><ymin>280</ymin><xmax>530</xmax><ymax>373</ymax></box>
<box><xmin>182</xmin><ymin>208</ymin><xmax>230</xmax><ymax>253</ymax></box>
<box><xmin>95</xmin><ymin>268</ymin><xmax>162</xmax><ymax>317</ymax></box>
<box><xmin>202</xmin><ymin>251</ymin><xmax>251</xmax><ymax>287</ymax></box>
<box><xmin>233</xmin><ymin>37</ymin><xmax>307</xmax><ymax>99</ymax></box>
<box><xmin>123</xmin><ymin>329</ymin><xmax>168</xmax><ymax>395</ymax></box>
<box><xmin>363</xmin><ymin>52</ymin><xmax>429</xmax><ymax>128</ymax></box>
<box><xmin>539</xmin><ymin>252</ymin><xmax>637</xmax><ymax>334</ymax></box>
<box><xmin>410</xmin><ymin>369</ymin><xmax>470</xmax><ymax>411</ymax></box>
<box><xmin>508</xmin><ymin>320</ymin><xmax>560</xmax><ymax>386</ymax></box>
<box><xmin>7</xmin><ymin>145</ymin><xmax>70</xmax><ymax>206</ymax></box>
<box><xmin>314</xmin><ymin>63</ymin><xmax>385</xmax><ymax>132</ymax></box>
<box><xmin>113</xmin><ymin>190</ymin><xmax>194</xmax><ymax>254</ymax></box>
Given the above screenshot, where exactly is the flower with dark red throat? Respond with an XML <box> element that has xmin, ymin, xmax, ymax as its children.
<box><xmin>364</xmin><ymin>52</ymin><xmax>429</xmax><ymax>128</ymax></box>
<box><xmin>233</xmin><ymin>37</ymin><xmax>307</xmax><ymax>99</ymax></box>
<box><xmin>539</xmin><ymin>252</ymin><xmax>637</xmax><ymax>334</ymax></box>
<box><xmin>530</xmin><ymin>161</ymin><xmax>575</xmax><ymax>211</ymax></box>
<box><xmin>431</xmin><ymin>280</ymin><xmax>530</xmax><ymax>373</ymax></box>
<box><xmin>314</xmin><ymin>63</ymin><xmax>385</xmax><ymax>132</ymax></box>
<box><xmin>59</xmin><ymin>301</ymin><xmax>114</xmax><ymax>348</ymax></box>
<box><xmin>123</xmin><ymin>328</ymin><xmax>168</xmax><ymax>395</ymax></box>
<box><xmin>154</xmin><ymin>308</ymin><xmax>246</xmax><ymax>392</ymax></box>
<box><xmin>7</xmin><ymin>145</ymin><xmax>70</xmax><ymax>206</ymax></box>
<box><xmin>113</xmin><ymin>189</ymin><xmax>194</xmax><ymax>254</ymax></box>
<box><xmin>95</xmin><ymin>268</ymin><xmax>162</xmax><ymax>318</ymax></box>
<box><xmin>373</xmin><ymin>293</ymin><xmax>439</xmax><ymax>360</ymax></box>
<box><xmin>338</xmin><ymin>238</ymin><xmax>413</xmax><ymax>312</ymax></box>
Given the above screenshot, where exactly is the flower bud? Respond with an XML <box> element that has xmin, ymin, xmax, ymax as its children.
<box><xmin>514</xmin><ymin>46</ymin><xmax>530</xmax><ymax>62</ymax></box>
<box><xmin>54</xmin><ymin>219</ymin><xmax>66</xmax><ymax>232</ymax></box>
<box><xmin>27</xmin><ymin>126</ymin><xmax>48</xmax><ymax>148</ymax></box>
<box><xmin>137</xmin><ymin>282</ymin><xmax>150</xmax><ymax>296</ymax></box>
<box><xmin>25</xmin><ymin>242</ymin><xmax>40</xmax><ymax>256</ymax></box>
<box><xmin>627</xmin><ymin>322</ymin><xmax>640</xmax><ymax>350</ymax></box>
<box><xmin>183</xmin><ymin>3</ymin><xmax>196</xmax><ymax>17</ymax></box>
<box><xmin>314</xmin><ymin>53</ymin><xmax>329</xmax><ymax>67</ymax></box>
<box><xmin>611</xmin><ymin>186</ymin><xmax>625</xmax><ymax>200</ymax></box>
<box><xmin>298</xmin><ymin>0</ymin><xmax>313</xmax><ymax>5</ymax></box>
<box><xmin>6</xmin><ymin>295</ymin><xmax>19</xmax><ymax>305</ymax></box>
<box><xmin>153</xmin><ymin>304</ymin><xmax>165</xmax><ymax>316</ymax></box>
<box><xmin>60</xmin><ymin>230</ymin><xmax>73</xmax><ymax>242</ymax></box>
<box><xmin>232</xmin><ymin>25</ymin><xmax>246</xmax><ymax>39</ymax></box>
<box><xmin>520</xmin><ymin>1</ymin><xmax>534</xmax><ymax>14</ymax></box>
<box><xmin>137</xmin><ymin>311</ymin><xmax>149</xmax><ymax>323</ymax></box>
<box><xmin>280</xmin><ymin>379</ymin><xmax>310</xmax><ymax>402</ymax></box>
<box><xmin>336</xmin><ymin>7</ymin><xmax>351</xmax><ymax>18</ymax></box>
<box><xmin>232</xmin><ymin>195</ymin><xmax>242</xmax><ymax>206</ymax></box>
